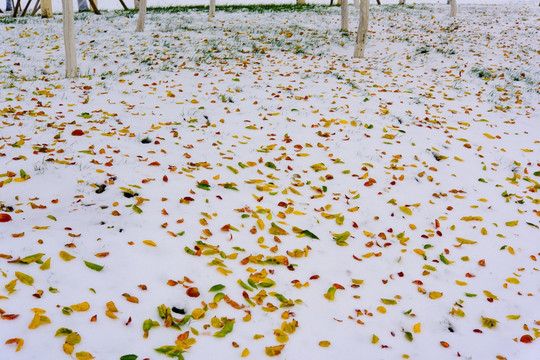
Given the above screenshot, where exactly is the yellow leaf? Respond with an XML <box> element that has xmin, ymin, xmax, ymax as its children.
<box><xmin>455</xmin><ymin>280</ymin><xmax>468</xmax><ymax>286</ymax></box>
<box><xmin>76</xmin><ymin>351</ymin><xmax>95</xmax><ymax>360</ymax></box>
<box><xmin>429</xmin><ymin>291</ymin><xmax>443</xmax><ymax>299</ymax></box>
<box><xmin>506</xmin><ymin>315</ymin><xmax>520</xmax><ymax>320</ymax></box>
<box><xmin>505</xmin><ymin>220</ymin><xmax>518</xmax><ymax>227</ymax></box>
<box><xmin>377</xmin><ymin>306</ymin><xmax>386</xmax><ymax>314</ymax></box>
<box><xmin>399</xmin><ymin>206</ymin><xmax>412</xmax><ymax>216</ymax></box>
<box><xmin>506</xmin><ymin>278</ymin><xmax>519</xmax><ymax>284</ymax></box>
<box><xmin>192</xmin><ymin>308</ymin><xmax>205</xmax><ymax>320</ymax></box>
<box><xmin>15</xmin><ymin>272</ymin><xmax>34</xmax><ymax>286</ymax></box>
<box><xmin>40</xmin><ymin>258</ymin><xmax>51</xmax><ymax>270</ymax></box>
<box><xmin>483</xmin><ymin>133</ymin><xmax>495</xmax><ymax>139</ymax></box>
<box><xmin>257</xmin><ymin>219</ymin><xmax>265</xmax><ymax>230</ymax></box>
<box><xmin>63</xmin><ymin>343</ymin><xmax>74</xmax><ymax>355</ymax></box>
<box><xmin>59</xmin><ymin>251</ymin><xmax>76</xmax><ymax>261</ymax></box>
<box><xmin>105</xmin><ymin>310</ymin><xmax>118</xmax><ymax>319</ymax></box>
<box><xmin>106</xmin><ymin>301</ymin><xmax>118</xmax><ymax>312</ymax></box>
<box><xmin>241</xmin><ymin>348</ymin><xmax>250</xmax><ymax>357</ymax></box>
<box><xmin>413</xmin><ymin>323</ymin><xmax>421</xmax><ymax>333</ymax></box>
<box><xmin>319</xmin><ymin>341</ymin><xmax>331</xmax><ymax>347</ymax></box>
<box><xmin>28</xmin><ymin>313</ymin><xmax>41</xmax><ymax>329</ymax></box>
<box><xmin>351</xmin><ymin>279</ymin><xmax>364</xmax><ymax>285</ymax></box>
<box><xmin>71</xmin><ymin>302</ymin><xmax>90</xmax><ymax>312</ymax></box>
<box><xmin>371</xmin><ymin>334</ymin><xmax>379</xmax><ymax>344</ymax></box>
<box><xmin>461</xmin><ymin>216</ymin><xmax>483</xmax><ymax>221</ymax></box>
<box><xmin>456</xmin><ymin>237</ymin><xmax>477</xmax><ymax>245</ymax></box>
<box><xmin>481</xmin><ymin>316</ymin><xmax>498</xmax><ymax>329</ymax></box>
<box><xmin>142</xmin><ymin>240</ymin><xmax>157</xmax><ymax>247</ymax></box>
<box><xmin>483</xmin><ymin>290</ymin><xmax>499</xmax><ymax>300</ymax></box>
<box><xmin>265</xmin><ymin>345</ymin><xmax>285</xmax><ymax>357</ymax></box>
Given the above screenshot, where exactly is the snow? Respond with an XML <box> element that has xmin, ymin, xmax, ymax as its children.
<box><xmin>1</xmin><ymin>2</ymin><xmax>539</xmax><ymax>360</ymax></box>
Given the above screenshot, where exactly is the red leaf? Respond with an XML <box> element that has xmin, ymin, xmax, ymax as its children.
<box><xmin>520</xmin><ymin>335</ymin><xmax>533</xmax><ymax>343</ymax></box>
<box><xmin>0</xmin><ymin>213</ymin><xmax>13</xmax><ymax>222</ymax></box>
<box><xmin>186</xmin><ymin>287</ymin><xmax>200</xmax><ymax>298</ymax></box>
<box><xmin>1</xmin><ymin>314</ymin><xmax>19</xmax><ymax>320</ymax></box>
<box><xmin>71</xmin><ymin>129</ymin><xmax>85</xmax><ymax>136</ymax></box>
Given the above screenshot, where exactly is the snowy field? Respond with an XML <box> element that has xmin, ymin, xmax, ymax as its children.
<box><xmin>1</xmin><ymin>2</ymin><xmax>539</xmax><ymax>360</ymax></box>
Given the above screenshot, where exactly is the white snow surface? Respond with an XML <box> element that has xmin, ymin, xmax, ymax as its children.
<box><xmin>0</xmin><ymin>2</ymin><xmax>539</xmax><ymax>360</ymax></box>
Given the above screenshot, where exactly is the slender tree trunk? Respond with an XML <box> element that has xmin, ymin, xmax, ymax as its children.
<box><xmin>297</xmin><ymin>0</ymin><xmax>306</xmax><ymax>4</ymax></box>
<box><xmin>398</xmin><ymin>0</ymin><xmax>405</xmax><ymax>4</ymax></box>
<box><xmin>134</xmin><ymin>0</ymin><xmax>139</xmax><ymax>9</ymax></box>
<box><xmin>353</xmin><ymin>0</ymin><xmax>369</xmax><ymax>58</ymax></box>
<box><xmin>135</xmin><ymin>0</ymin><xmax>146</xmax><ymax>32</ymax></box>
<box><xmin>376</xmin><ymin>0</ymin><xmax>381</xmax><ymax>4</ymax></box>
<box><xmin>449</xmin><ymin>0</ymin><xmax>457</xmax><ymax>17</ymax></box>
<box><xmin>341</xmin><ymin>0</ymin><xmax>349</xmax><ymax>32</ymax></box>
<box><xmin>61</xmin><ymin>0</ymin><xmax>77</xmax><ymax>78</ymax></box>
<box><xmin>337</xmin><ymin>0</ymin><xmax>341</xmax><ymax>5</ymax></box>
<box><xmin>353</xmin><ymin>0</ymin><xmax>360</xmax><ymax>8</ymax></box>
<box><xmin>209</xmin><ymin>0</ymin><xmax>215</xmax><ymax>18</ymax></box>
<box><xmin>41</xmin><ymin>0</ymin><xmax>52</xmax><ymax>18</ymax></box>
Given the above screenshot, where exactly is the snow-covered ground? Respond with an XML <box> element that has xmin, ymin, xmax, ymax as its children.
<box><xmin>1</xmin><ymin>2</ymin><xmax>539</xmax><ymax>360</ymax></box>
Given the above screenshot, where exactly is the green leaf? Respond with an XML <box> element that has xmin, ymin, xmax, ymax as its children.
<box><xmin>155</xmin><ymin>346</ymin><xmax>184</xmax><ymax>359</ymax></box>
<box><xmin>213</xmin><ymin>292</ymin><xmax>226</xmax><ymax>303</ymax></box>
<box><xmin>55</xmin><ymin>327</ymin><xmax>73</xmax><ymax>336</ymax></box>
<box><xmin>465</xmin><ymin>293</ymin><xmax>477</xmax><ymax>297</ymax></box>
<box><xmin>258</xmin><ymin>278</ymin><xmax>275</xmax><ymax>288</ymax></box>
<box><xmin>19</xmin><ymin>253</ymin><xmax>45</xmax><ymax>264</ymax></box>
<box><xmin>143</xmin><ymin>319</ymin><xmax>160</xmax><ymax>332</ymax></box>
<box><xmin>381</xmin><ymin>298</ymin><xmax>397</xmax><ymax>305</ymax></box>
<box><xmin>274</xmin><ymin>293</ymin><xmax>288</xmax><ymax>303</ymax></box>
<box><xmin>84</xmin><ymin>261</ymin><xmax>104</xmax><ymax>272</ymax></box>
<box><xmin>226</xmin><ymin>166</ymin><xmax>238</xmax><ymax>174</ymax></box>
<box><xmin>300</xmin><ymin>230</ymin><xmax>319</xmax><ymax>239</ymax></box>
<box><xmin>196</xmin><ymin>182</ymin><xmax>211</xmax><ymax>191</ymax></box>
<box><xmin>120</xmin><ymin>355</ymin><xmax>138</xmax><ymax>360</ymax></box>
<box><xmin>223</xmin><ymin>183</ymin><xmax>238</xmax><ymax>191</ymax></box>
<box><xmin>404</xmin><ymin>331</ymin><xmax>413</xmax><ymax>342</ymax></box>
<box><xmin>15</xmin><ymin>271</ymin><xmax>34</xmax><ymax>286</ymax></box>
<box><xmin>132</xmin><ymin>205</ymin><xmax>143</xmax><ymax>214</ymax></box>
<box><xmin>478</xmin><ymin>178</ymin><xmax>487</xmax><ymax>183</ymax></box>
<box><xmin>439</xmin><ymin>253</ymin><xmax>452</xmax><ymax>265</ymax></box>
<box><xmin>333</xmin><ymin>231</ymin><xmax>350</xmax><ymax>246</ymax></box>
<box><xmin>209</xmin><ymin>284</ymin><xmax>225</xmax><ymax>292</ymax></box>
<box><xmin>533</xmin><ymin>171</ymin><xmax>540</xmax><ymax>177</ymax></box>
<box><xmin>265</xmin><ymin>162</ymin><xmax>276</xmax><ymax>169</ymax></box>
<box><xmin>214</xmin><ymin>319</ymin><xmax>235</xmax><ymax>337</ymax></box>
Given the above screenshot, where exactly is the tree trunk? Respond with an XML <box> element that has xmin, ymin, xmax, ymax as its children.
<box><xmin>61</xmin><ymin>0</ymin><xmax>77</xmax><ymax>78</ymax></box>
<box><xmin>353</xmin><ymin>0</ymin><xmax>359</xmax><ymax>8</ymax></box>
<box><xmin>41</xmin><ymin>0</ymin><xmax>52</xmax><ymax>18</ymax></box>
<box><xmin>297</xmin><ymin>0</ymin><xmax>306</xmax><ymax>4</ymax></box>
<box><xmin>337</xmin><ymin>0</ymin><xmax>341</xmax><ymax>5</ymax></box>
<box><xmin>134</xmin><ymin>0</ymin><xmax>139</xmax><ymax>10</ymax></box>
<box><xmin>449</xmin><ymin>0</ymin><xmax>457</xmax><ymax>17</ymax></box>
<box><xmin>353</xmin><ymin>0</ymin><xmax>369</xmax><ymax>58</ymax></box>
<box><xmin>209</xmin><ymin>0</ymin><xmax>215</xmax><ymax>18</ymax></box>
<box><xmin>341</xmin><ymin>0</ymin><xmax>348</xmax><ymax>32</ymax></box>
<box><xmin>135</xmin><ymin>0</ymin><xmax>146</xmax><ymax>32</ymax></box>
<box><xmin>376</xmin><ymin>0</ymin><xmax>381</xmax><ymax>4</ymax></box>
<box><xmin>398</xmin><ymin>0</ymin><xmax>405</xmax><ymax>4</ymax></box>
